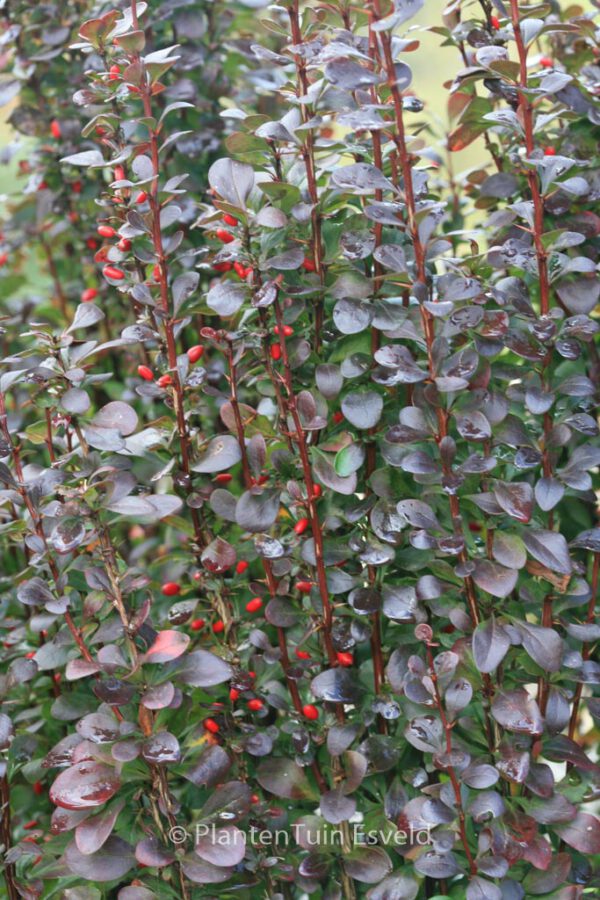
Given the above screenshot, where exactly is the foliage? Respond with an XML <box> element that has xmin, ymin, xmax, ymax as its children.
<box><xmin>0</xmin><ymin>0</ymin><xmax>599</xmax><ymax>898</ymax></box>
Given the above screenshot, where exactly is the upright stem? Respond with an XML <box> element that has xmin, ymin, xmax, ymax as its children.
<box><xmin>224</xmin><ymin>338</ymin><xmax>327</xmax><ymax>794</ymax></box>
<box><xmin>0</xmin><ymin>773</ymin><xmax>18</xmax><ymax>900</ymax></box>
<box><xmin>370</xmin><ymin>2</ymin><xmax>499</xmax><ymax>754</ymax></box>
<box><xmin>425</xmin><ymin>644</ymin><xmax>477</xmax><ymax>875</ymax></box>
<box><xmin>509</xmin><ymin>0</ymin><xmax>550</xmax><ymax>317</ymax></box>
<box><xmin>287</xmin><ymin>1</ymin><xmax>325</xmax><ymax>348</ymax></box>
<box><xmin>273</xmin><ymin>300</ymin><xmax>337</xmax><ymax>667</ymax></box>
<box><xmin>40</xmin><ymin>235</ymin><xmax>68</xmax><ymax>318</ymax></box>
<box><xmin>510</xmin><ymin>0</ymin><xmax>560</xmax><ymax>715</ymax></box>
<box><xmin>134</xmin><ymin>60</ymin><xmax>208</xmax><ymax>555</ymax></box>
<box><xmin>568</xmin><ymin>552</ymin><xmax>599</xmax><ymax>739</ymax></box>
<box><xmin>0</xmin><ymin>392</ymin><xmax>94</xmax><ymax>664</ymax></box>
<box><xmin>365</xmin><ymin>9</ymin><xmax>386</xmax><ymax>707</ymax></box>
<box><xmin>371</xmin><ymin>0</ymin><xmax>482</xmax><ymax>629</ymax></box>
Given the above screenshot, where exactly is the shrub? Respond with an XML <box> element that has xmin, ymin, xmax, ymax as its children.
<box><xmin>0</xmin><ymin>1</ymin><xmax>599</xmax><ymax>898</ymax></box>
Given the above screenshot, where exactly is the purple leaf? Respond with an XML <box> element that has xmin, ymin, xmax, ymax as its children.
<box><xmin>50</xmin><ymin>762</ymin><xmax>121</xmax><ymax>810</ymax></box>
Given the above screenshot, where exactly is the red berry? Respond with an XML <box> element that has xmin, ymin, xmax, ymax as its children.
<box><xmin>117</xmin><ymin>238</ymin><xmax>132</xmax><ymax>252</ymax></box>
<box><xmin>236</xmin><ymin>560</ymin><xmax>249</xmax><ymax>575</ymax></box>
<box><xmin>204</xmin><ymin>718</ymin><xmax>220</xmax><ymax>733</ymax></box>
<box><xmin>53</xmin><ymin>673</ymin><xmax>61</xmax><ymax>683</ymax></box>
<box><xmin>273</xmin><ymin>324</ymin><xmax>294</xmax><ymax>337</ymax></box>
<box><xmin>243</xmin><ymin>266</ymin><xmax>253</xmax><ymax>279</ymax></box>
<box><xmin>295</xmin><ymin>649</ymin><xmax>311</xmax><ymax>660</ymax></box>
<box><xmin>0</xmin><ymin>252</ymin><xmax>7</xmax><ymax>268</ymax></box>
<box><xmin>490</xmin><ymin>15</ymin><xmax>500</xmax><ymax>29</ymax></box>
<box><xmin>312</xmin><ymin>484</ymin><xmax>322</xmax><ymax>499</ymax></box>
<box><xmin>540</xmin><ymin>56</ymin><xmax>553</xmax><ymax>67</ymax></box>
<box><xmin>25</xmin><ymin>652</ymin><xmax>35</xmax><ymax>659</ymax></box>
<box><xmin>187</xmin><ymin>345</ymin><xmax>204</xmax><ymax>364</ymax></box>
<box><xmin>246</xmin><ymin>597</ymin><xmax>263</xmax><ymax>613</ymax></box>
<box><xmin>337</xmin><ymin>651</ymin><xmax>354</xmax><ymax>667</ymax></box>
<box><xmin>303</xmin><ymin>257</ymin><xmax>316</xmax><ymax>272</ymax></box>
<box><xmin>23</xmin><ymin>820</ymin><xmax>38</xmax><ymax>830</ymax></box>
<box><xmin>136</xmin><ymin>191</ymin><xmax>148</xmax><ymax>204</ymax></box>
<box><xmin>251</xmin><ymin>793</ymin><xmax>260</xmax><ymax>803</ymax></box>
<box><xmin>157</xmin><ymin>374</ymin><xmax>173</xmax><ymax>388</ymax></box>
<box><xmin>81</xmin><ymin>287</ymin><xmax>98</xmax><ymax>303</ymax></box>
<box><xmin>33</xmin><ymin>782</ymin><xmax>44</xmax><ymax>796</ymax></box>
<box><xmin>152</xmin><ymin>264</ymin><xmax>162</xmax><ymax>282</ymax></box>
<box><xmin>108</xmin><ymin>64</ymin><xmax>121</xmax><ymax>80</ymax></box>
<box><xmin>295</xmin><ymin>581</ymin><xmax>313</xmax><ymax>593</ymax></box>
<box><xmin>249</xmin><ymin>671</ymin><xmax>256</xmax><ymax>679</ymax></box>
<box><xmin>544</xmin><ymin>146</ymin><xmax>556</xmax><ymax>156</ymax></box>
<box><xmin>213</xmin><ymin>620</ymin><xmax>225</xmax><ymax>634</ymax></box>
<box><xmin>86</xmin><ymin>238</ymin><xmax>98</xmax><ymax>250</ymax></box>
<box><xmin>191</xmin><ymin>619</ymin><xmax>205</xmax><ymax>631</ymax></box>
<box><xmin>102</xmin><ymin>265</ymin><xmax>125</xmax><ymax>280</ymax></box>
<box><xmin>303</xmin><ymin>704</ymin><xmax>319</xmax><ymax>720</ymax></box>
<box><xmin>222</xmin><ymin>214</ymin><xmax>238</xmax><ymax>226</ymax></box>
<box><xmin>97</xmin><ymin>224</ymin><xmax>116</xmax><ymax>238</ymax></box>
<box><xmin>114</xmin><ymin>165</ymin><xmax>126</xmax><ymax>182</ymax></box>
<box><xmin>247</xmin><ymin>698</ymin><xmax>263</xmax><ymax>711</ymax></box>
<box><xmin>333</xmin><ymin>411</ymin><xmax>344</xmax><ymax>424</ymax></box>
<box><xmin>270</xmin><ymin>343</ymin><xmax>282</xmax><ymax>361</ymax></box>
<box><xmin>72</xmin><ymin>181</ymin><xmax>82</xmax><ymax>194</ymax></box>
<box><xmin>234</xmin><ymin>261</ymin><xmax>247</xmax><ymax>279</ymax></box>
<box><xmin>193</xmin><ymin>572</ymin><xmax>202</xmax><ymax>581</ymax></box>
<box><xmin>294</xmin><ymin>518</ymin><xmax>309</xmax><ymax>536</ymax></box>
<box><xmin>214</xmin><ymin>473</ymin><xmax>233</xmax><ymax>484</ymax></box>
<box><xmin>213</xmin><ymin>261</ymin><xmax>233</xmax><ymax>273</ymax></box>
<box><xmin>50</xmin><ymin>119</ymin><xmax>61</xmax><ymax>139</ymax></box>
<box><xmin>229</xmin><ymin>688</ymin><xmax>240</xmax><ymax>701</ymax></box>
<box><xmin>137</xmin><ymin>365</ymin><xmax>154</xmax><ymax>381</ymax></box>
<box><xmin>216</xmin><ymin>228</ymin><xmax>234</xmax><ymax>244</ymax></box>
<box><xmin>127</xmin><ymin>84</ymin><xmax>140</xmax><ymax>94</ymax></box>
<box><xmin>161</xmin><ymin>582</ymin><xmax>181</xmax><ymax>596</ymax></box>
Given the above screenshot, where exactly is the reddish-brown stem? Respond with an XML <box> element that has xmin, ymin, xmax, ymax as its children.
<box><xmin>425</xmin><ymin>644</ymin><xmax>477</xmax><ymax>876</ymax></box>
<box><xmin>364</xmin><ymin>16</ymin><xmax>386</xmax><ymax>701</ymax></box>
<box><xmin>134</xmin><ymin>63</ymin><xmax>207</xmax><ymax>553</ymax></box>
<box><xmin>40</xmin><ymin>235</ymin><xmax>68</xmax><ymax>318</ymax></box>
<box><xmin>0</xmin><ymin>772</ymin><xmax>18</xmax><ymax>900</ymax></box>
<box><xmin>287</xmin><ymin>1</ymin><xmax>325</xmax><ymax>348</ymax></box>
<box><xmin>371</xmin><ymin>3</ymin><xmax>501</xmax><ymax>754</ymax></box>
<box><xmin>372</xmin><ymin>0</ymin><xmax>482</xmax><ymax>627</ymax></box>
<box><xmin>44</xmin><ymin>408</ymin><xmax>56</xmax><ymax>463</ymax></box>
<box><xmin>273</xmin><ymin>300</ymin><xmax>337</xmax><ymax>667</ymax></box>
<box><xmin>224</xmin><ymin>338</ymin><xmax>328</xmax><ymax>794</ymax></box>
<box><xmin>0</xmin><ymin>392</ymin><xmax>126</xmax><ymax>730</ymax></box>
<box><xmin>224</xmin><ymin>341</ymin><xmax>253</xmax><ymax>488</ymax></box>
<box><xmin>0</xmin><ymin>391</ymin><xmax>95</xmax><ymax>663</ymax></box>
<box><xmin>509</xmin><ymin>0</ymin><xmax>550</xmax><ymax>317</ymax></box>
<box><xmin>511</xmin><ymin>0</ymin><xmax>560</xmax><ymax>716</ymax></box>
<box><xmin>568</xmin><ymin>552</ymin><xmax>599</xmax><ymax>739</ymax></box>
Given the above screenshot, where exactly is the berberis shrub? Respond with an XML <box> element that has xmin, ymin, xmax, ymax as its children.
<box><xmin>0</xmin><ymin>0</ymin><xmax>598</xmax><ymax>897</ymax></box>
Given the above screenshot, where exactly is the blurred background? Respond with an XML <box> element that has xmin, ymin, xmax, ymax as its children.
<box><xmin>0</xmin><ymin>0</ymin><xmax>482</xmax><ymax>204</ymax></box>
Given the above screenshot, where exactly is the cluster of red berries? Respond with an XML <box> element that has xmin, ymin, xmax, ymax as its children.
<box><xmin>212</xmin><ymin>210</ymin><xmax>316</xmax><ymax>281</ymax></box>
<box><xmin>203</xmin><ymin>702</ymin><xmax>319</xmax><ymax>732</ymax></box>
<box><xmin>137</xmin><ymin>345</ymin><xmax>203</xmax><ymax>386</ymax></box>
